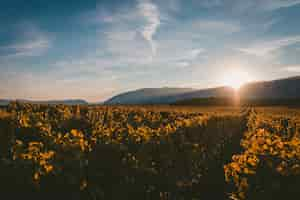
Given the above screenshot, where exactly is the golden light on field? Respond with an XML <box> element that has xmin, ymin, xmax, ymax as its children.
<box><xmin>221</xmin><ymin>68</ymin><xmax>253</xmax><ymax>90</ymax></box>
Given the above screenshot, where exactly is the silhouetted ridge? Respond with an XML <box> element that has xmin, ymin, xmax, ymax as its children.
<box><xmin>105</xmin><ymin>76</ymin><xmax>300</xmax><ymax>105</ymax></box>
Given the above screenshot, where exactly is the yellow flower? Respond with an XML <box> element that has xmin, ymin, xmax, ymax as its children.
<box><xmin>33</xmin><ymin>172</ymin><xmax>40</xmax><ymax>181</ymax></box>
<box><xmin>44</xmin><ymin>165</ymin><xmax>54</xmax><ymax>173</ymax></box>
<box><xmin>80</xmin><ymin>179</ymin><xmax>88</xmax><ymax>191</ymax></box>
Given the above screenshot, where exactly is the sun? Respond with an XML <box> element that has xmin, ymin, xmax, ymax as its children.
<box><xmin>222</xmin><ymin>68</ymin><xmax>253</xmax><ymax>90</ymax></box>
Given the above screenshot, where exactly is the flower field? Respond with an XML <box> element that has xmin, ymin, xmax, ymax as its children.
<box><xmin>0</xmin><ymin>103</ymin><xmax>299</xmax><ymax>200</ymax></box>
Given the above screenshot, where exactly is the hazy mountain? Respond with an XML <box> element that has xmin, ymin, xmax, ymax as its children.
<box><xmin>2</xmin><ymin>76</ymin><xmax>299</xmax><ymax>106</ymax></box>
<box><xmin>0</xmin><ymin>99</ymin><xmax>10</xmax><ymax>106</ymax></box>
<box><xmin>239</xmin><ymin>76</ymin><xmax>300</xmax><ymax>99</ymax></box>
<box><xmin>104</xmin><ymin>87</ymin><xmax>235</xmax><ymax>105</ymax></box>
<box><xmin>105</xmin><ymin>88</ymin><xmax>196</xmax><ymax>104</ymax></box>
<box><xmin>104</xmin><ymin>76</ymin><xmax>300</xmax><ymax>105</ymax></box>
<box><xmin>0</xmin><ymin>99</ymin><xmax>88</xmax><ymax>106</ymax></box>
<box><xmin>174</xmin><ymin>86</ymin><xmax>235</xmax><ymax>100</ymax></box>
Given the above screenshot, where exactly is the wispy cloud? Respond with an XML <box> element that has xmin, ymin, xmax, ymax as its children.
<box><xmin>1</xmin><ymin>23</ymin><xmax>50</xmax><ymax>58</ymax></box>
<box><xmin>199</xmin><ymin>0</ymin><xmax>300</xmax><ymax>10</ymax></box>
<box><xmin>238</xmin><ymin>36</ymin><xmax>300</xmax><ymax>56</ymax></box>
<box><xmin>168</xmin><ymin>48</ymin><xmax>205</xmax><ymax>64</ymax></box>
<box><xmin>193</xmin><ymin>20</ymin><xmax>241</xmax><ymax>33</ymax></box>
<box><xmin>95</xmin><ymin>7</ymin><xmax>139</xmax><ymax>24</ymax></box>
<box><xmin>261</xmin><ymin>0</ymin><xmax>300</xmax><ymax>10</ymax></box>
<box><xmin>138</xmin><ymin>0</ymin><xmax>161</xmax><ymax>57</ymax></box>
<box><xmin>282</xmin><ymin>65</ymin><xmax>300</xmax><ymax>72</ymax></box>
<box><xmin>176</xmin><ymin>61</ymin><xmax>190</xmax><ymax>68</ymax></box>
<box><xmin>93</xmin><ymin>0</ymin><xmax>161</xmax><ymax>62</ymax></box>
<box><xmin>183</xmin><ymin>49</ymin><xmax>205</xmax><ymax>60</ymax></box>
<box><xmin>197</xmin><ymin>0</ymin><xmax>223</xmax><ymax>8</ymax></box>
<box><xmin>196</xmin><ymin>0</ymin><xmax>300</xmax><ymax>13</ymax></box>
<box><xmin>6</xmin><ymin>37</ymin><xmax>50</xmax><ymax>57</ymax></box>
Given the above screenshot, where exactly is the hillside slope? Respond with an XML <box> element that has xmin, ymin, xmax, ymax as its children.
<box><xmin>240</xmin><ymin>76</ymin><xmax>300</xmax><ymax>99</ymax></box>
<box><xmin>0</xmin><ymin>99</ymin><xmax>88</xmax><ymax>106</ymax></box>
<box><xmin>105</xmin><ymin>76</ymin><xmax>300</xmax><ymax>105</ymax></box>
<box><xmin>104</xmin><ymin>87</ymin><xmax>235</xmax><ymax>105</ymax></box>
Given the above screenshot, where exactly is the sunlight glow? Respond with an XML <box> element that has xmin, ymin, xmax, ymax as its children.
<box><xmin>222</xmin><ymin>68</ymin><xmax>253</xmax><ymax>90</ymax></box>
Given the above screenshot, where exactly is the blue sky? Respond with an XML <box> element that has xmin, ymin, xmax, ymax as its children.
<box><xmin>1</xmin><ymin>0</ymin><xmax>300</xmax><ymax>102</ymax></box>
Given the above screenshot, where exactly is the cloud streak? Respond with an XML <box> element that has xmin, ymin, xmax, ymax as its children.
<box><xmin>238</xmin><ymin>36</ymin><xmax>300</xmax><ymax>56</ymax></box>
<box><xmin>197</xmin><ymin>0</ymin><xmax>300</xmax><ymax>11</ymax></box>
<box><xmin>6</xmin><ymin>37</ymin><xmax>50</xmax><ymax>57</ymax></box>
<box><xmin>138</xmin><ymin>0</ymin><xmax>161</xmax><ymax>57</ymax></box>
<box><xmin>1</xmin><ymin>23</ymin><xmax>50</xmax><ymax>58</ymax></box>
<box><xmin>282</xmin><ymin>65</ymin><xmax>300</xmax><ymax>73</ymax></box>
<box><xmin>261</xmin><ymin>0</ymin><xmax>300</xmax><ymax>10</ymax></box>
<box><xmin>193</xmin><ymin>20</ymin><xmax>241</xmax><ymax>33</ymax></box>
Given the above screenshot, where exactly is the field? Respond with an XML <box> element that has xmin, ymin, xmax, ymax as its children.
<box><xmin>0</xmin><ymin>103</ymin><xmax>300</xmax><ymax>200</ymax></box>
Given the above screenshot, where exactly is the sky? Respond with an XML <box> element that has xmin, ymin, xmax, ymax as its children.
<box><xmin>1</xmin><ymin>0</ymin><xmax>300</xmax><ymax>102</ymax></box>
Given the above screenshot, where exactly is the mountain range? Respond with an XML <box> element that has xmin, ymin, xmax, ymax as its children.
<box><xmin>104</xmin><ymin>76</ymin><xmax>300</xmax><ymax>105</ymax></box>
<box><xmin>1</xmin><ymin>76</ymin><xmax>299</xmax><ymax>106</ymax></box>
<box><xmin>0</xmin><ymin>99</ymin><xmax>88</xmax><ymax>106</ymax></box>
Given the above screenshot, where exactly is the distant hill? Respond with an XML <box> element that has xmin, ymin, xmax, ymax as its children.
<box><xmin>104</xmin><ymin>76</ymin><xmax>300</xmax><ymax>105</ymax></box>
<box><xmin>104</xmin><ymin>87</ymin><xmax>235</xmax><ymax>105</ymax></box>
<box><xmin>2</xmin><ymin>76</ymin><xmax>299</xmax><ymax>106</ymax></box>
<box><xmin>239</xmin><ymin>76</ymin><xmax>300</xmax><ymax>99</ymax></box>
<box><xmin>104</xmin><ymin>88</ymin><xmax>196</xmax><ymax>104</ymax></box>
<box><xmin>0</xmin><ymin>99</ymin><xmax>88</xmax><ymax>106</ymax></box>
<box><xmin>0</xmin><ymin>99</ymin><xmax>10</xmax><ymax>106</ymax></box>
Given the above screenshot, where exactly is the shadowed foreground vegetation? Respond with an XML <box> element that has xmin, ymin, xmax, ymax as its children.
<box><xmin>0</xmin><ymin>103</ymin><xmax>300</xmax><ymax>200</ymax></box>
<box><xmin>173</xmin><ymin>97</ymin><xmax>300</xmax><ymax>107</ymax></box>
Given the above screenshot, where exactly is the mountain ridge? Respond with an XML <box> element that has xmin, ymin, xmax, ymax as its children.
<box><xmin>2</xmin><ymin>76</ymin><xmax>300</xmax><ymax>106</ymax></box>
<box><xmin>104</xmin><ymin>76</ymin><xmax>300</xmax><ymax>105</ymax></box>
<box><xmin>0</xmin><ymin>99</ymin><xmax>88</xmax><ymax>106</ymax></box>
